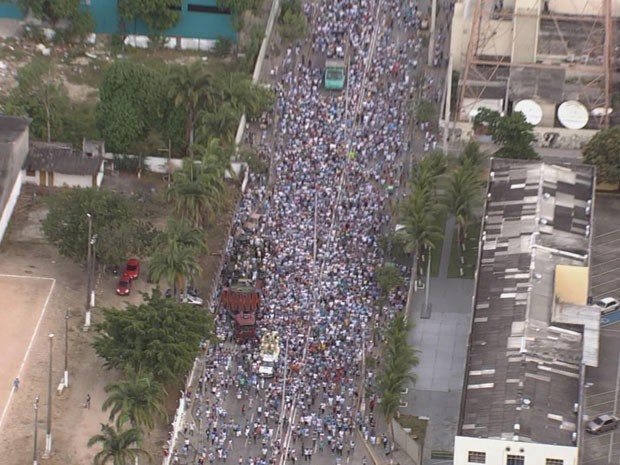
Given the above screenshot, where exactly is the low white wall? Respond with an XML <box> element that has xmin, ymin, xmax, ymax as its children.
<box><xmin>454</xmin><ymin>436</ymin><xmax>578</xmax><ymax>465</ymax></box>
<box><xmin>392</xmin><ymin>419</ymin><xmax>422</xmax><ymax>465</ymax></box>
<box><xmin>53</xmin><ymin>172</ymin><xmax>93</xmax><ymax>188</ymax></box>
<box><xmin>0</xmin><ymin>171</ymin><xmax>23</xmax><ymax>243</ymax></box>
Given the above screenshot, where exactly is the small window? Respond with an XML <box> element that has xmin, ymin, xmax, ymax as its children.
<box><xmin>546</xmin><ymin>460</ymin><xmax>563</xmax><ymax>465</ymax></box>
<box><xmin>187</xmin><ymin>3</ymin><xmax>229</xmax><ymax>14</ymax></box>
<box><xmin>26</xmin><ymin>168</ymin><xmax>36</xmax><ymax>176</ymax></box>
<box><xmin>507</xmin><ymin>455</ymin><xmax>525</xmax><ymax>465</ymax></box>
<box><xmin>468</xmin><ymin>451</ymin><xmax>486</xmax><ymax>464</ymax></box>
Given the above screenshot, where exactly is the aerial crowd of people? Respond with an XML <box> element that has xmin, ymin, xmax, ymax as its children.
<box><xmin>169</xmin><ymin>0</ymin><xmax>448</xmax><ymax>464</ymax></box>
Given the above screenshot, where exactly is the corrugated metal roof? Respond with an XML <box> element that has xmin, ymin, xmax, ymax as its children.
<box><xmin>460</xmin><ymin>159</ymin><xmax>595</xmax><ymax>446</ymax></box>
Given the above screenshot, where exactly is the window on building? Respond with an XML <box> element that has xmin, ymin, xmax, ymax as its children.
<box><xmin>468</xmin><ymin>451</ymin><xmax>486</xmax><ymax>463</ymax></box>
<box><xmin>545</xmin><ymin>460</ymin><xmax>563</xmax><ymax>465</ymax></box>
<box><xmin>26</xmin><ymin>168</ymin><xmax>35</xmax><ymax>176</ymax></box>
<box><xmin>187</xmin><ymin>4</ymin><xmax>230</xmax><ymax>14</ymax></box>
<box><xmin>507</xmin><ymin>455</ymin><xmax>525</xmax><ymax>465</ymax></box>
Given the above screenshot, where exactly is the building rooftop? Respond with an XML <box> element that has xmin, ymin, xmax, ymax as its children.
<box><xmin>25</xmin><ymin>141</ymin><xmax>103</xmax><ymax>176</ymax></box>
<box><xmin>0</xmin><ymin>115</ymin><xmax>30</xmax><ymax>144</ymax></box>
<box><xmin>459</xmin><ymin>159</ymin><xmax>596</xmax><ymax>446</ymax></box>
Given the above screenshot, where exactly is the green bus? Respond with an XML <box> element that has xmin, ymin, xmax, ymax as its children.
<box><xmin>324</xmin><ymin>59</ymin><xmax>346</xmax><ymax>90</ymax></box>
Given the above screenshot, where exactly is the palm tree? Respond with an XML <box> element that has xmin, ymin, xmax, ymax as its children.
<box><xmin>148</xmin><ymin>241</ymin><xmax>202</xmax><ymax>296</ymax></box>
<box><xmin>155</xmin><ymin>218</ymin><xmax>208</xmax><ymax>255</ymax></box>
<box><xmin>193</xmin><ymin>138</ymin><xmax>232</xmax><ymax>178</ymax></box>
<box><xmin>102</xmin><ymin>370</ymin><xmax>167</xmax><ymax>431</ymax></box>
<box><xmin>457</xmin><ymin>141</ymin><xmax>486</xmax><ymax>171</ymax></box>
<box><xmin>377</xmin><ymin>314</ymin><xmax>419</xmax><ymax>440</ymax></box>
<box><xmin>87</xmin><ymin>423</ymin><xmax>149</xmax><ymax>465</ymax></box>
<box><xmin>398</xmin><ymin>189</ymin><xmax>444</xmax><ymax>290</ymax></box>
<box><xmin>167</xmin><ymin>61</ymin><xmax>218</xmax><ymax>151</ymax></box>
<box><xmin>445</xmin><ymin>164</ymin><xmax>483</xmax><ymax>248</ymax></box>
<box><xmin>198</xmin><ymin>102</ymin><xmax>241</xmax><ymax>146</ymax></box>
<box><xmin>166</xmin><ymin>158</ymin><xmax>225</xmax><ymax>227</ymax></box>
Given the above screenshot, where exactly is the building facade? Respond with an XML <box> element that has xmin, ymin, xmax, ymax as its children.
<box><xmin>455</xmin><ymin>159</ymin><xmax>598</xmax><ymax>465</ymax></box>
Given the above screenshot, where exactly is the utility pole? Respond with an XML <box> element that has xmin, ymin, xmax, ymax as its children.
<box><xmin>64</xmin><ymin>309</ymin><xmax>69</xmax><ymax>388</ymax></box>
<box><xmin>427</xmin><ymin>0</ymin><xmax>438</xmax><ymax>66</ymax></box>
<box><xmin>84</xmin><ymin>213</ymin><xmax>93</xmax><ymax>330</ymax></box>
<box><xmin>33</xmin><ymin>395</ymin><xmax>39</xmax><ymax>465</ymax></box>
<box><xmin>42</xmin><ymin>334</ymin><xmax>53</xmax><ymax>459</ymax></box>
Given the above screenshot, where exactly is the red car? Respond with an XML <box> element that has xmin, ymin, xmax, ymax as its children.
<box><xmin>116</xmin><ymin>274</ymin><xmax>132</xmax><ymax>296</ymax></box>
<box><xmin>124</xmin><ymin>258</ymin><xmax>140</xmax><ymax>280</ymax></box>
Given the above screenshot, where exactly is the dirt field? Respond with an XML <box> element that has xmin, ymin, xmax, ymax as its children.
<box><xmin>0</xmin><ymin>177</ymin><xmax>234</xmax><ymax>465</ymax></box>
<box><xmin>0</xmin><ymin>275</ymin><xmax>55</xmax><ymax>428</ymax></box>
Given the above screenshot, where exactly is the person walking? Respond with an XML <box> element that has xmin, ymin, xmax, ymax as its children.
<box><xmin>12</xmin><ymin>377</ymin><xmax>19</xmax><ymax>391</ymax></box>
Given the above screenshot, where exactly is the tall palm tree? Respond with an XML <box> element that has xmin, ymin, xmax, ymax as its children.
<box><xmin>102</xmin><ymin>370</ymin><xmax>167</xmax><ymax>431</ymax></box>
<box><xmin>445</xmin><ymin>165</ymin><xmax>483</xmax><ymax>247</ymax></box>
<box><xmin>457</xmin><ymin>141</ymin><xmax>486</xmax><ymax>171</ymax></box>
<box><xmin>377</xmin><ymin>314</ymin><xmax>419</xmax><ymax>441</ymax></box>
<box><xmin>87</xmin><ymin>423</ymin><xmax>149</xmax><ymax>465</ymax></box>
<box><xmin>166</xmin><ymin>158</ymin><xmax>225</xmax><ymax>227</ymax></box>
<box><xmin>167</xmin><ymin>61</ymin><xmax>218</xmax><ymax>151</ymax></box>
<box><xmin>398</xmin><ymin>189</ymin><xmax>444</xmax><ymax>290</ymax></box>
<box><xmin>156</xmin><ymin>218</ymin><xmax>208</xmax><ymax>255</ymax></box>
<box><xmin>148</xmin><ymin>241</ymin><xmax>202</xmax><ymax>296</ymax></box>
<box><xmin>198</xmin><ymin>102</ymin><xmax>241</xmax><ymax>146</ymax></box>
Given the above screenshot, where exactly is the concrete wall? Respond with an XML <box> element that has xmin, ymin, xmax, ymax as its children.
<box><xmin>391</xmin><ymin>419</ymin><xmax>422</xmax><ymax>465</ymax></box>
<box><xmin>454</xmin><ymin>436</ymin><xmax>578</xmax><ymax>465</ymax></box>
<box><xmin>0</xmin><ymin>170</ymin><xmax>22</xmax><ymax>243</ymax></box>
<box><xmin>548</xmin><ymin>0</ymin><xmax>620</xmax><ymax>17</ymax></box>
<box><xmin>0</xmin><ymin>126</ymin><xmax>28</xmax><ymax>222</ymax></box>
<box><xmin>447</xmin><ymin>121</ymin><xmax>597</xmax><ymax>150</ymax></box>
<box><xmin>22</xmin><ymin>170</ymin><xmax>97</xmax><ymax>188</ymax></box>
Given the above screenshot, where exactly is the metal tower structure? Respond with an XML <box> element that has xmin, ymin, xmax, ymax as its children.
<box><xmin>457</xmin><ymin>0</ymin><xmax>615</xmax><ymax>128</ymax></box>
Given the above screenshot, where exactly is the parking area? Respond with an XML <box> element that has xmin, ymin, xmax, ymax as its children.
<box><xmin>583</xmin><ymin>194</ymin><xmax>620</xmax><ymax>465</ymax></box>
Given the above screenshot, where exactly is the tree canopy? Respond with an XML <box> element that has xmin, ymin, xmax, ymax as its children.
<box><xmin>93</xmin><ymin>290</ymin><xmax>214</xmax><ymax>383</ymax></box>
<box><xmin>96</xmin><ymin>60</ymin><xmax>165</xmax><ymax>153</ymax></box>
<box><xmin>118</xmin><ymin>0</ymin><xmax>182</xmax><ymax>32</ymax></box>
<box><xmin>42</xmin><ymin>188</ymin><xmax>155</xmax><ymax>265</ymax></box>
<box><xmin>582</xmin><ymin>126</ymin><xmax>620</xmax><ymax>185</ymax></box>
<box><xmin>473</xmin><ymin>108</ymin><xmax>539</xmax><ymax>160</ymax></box>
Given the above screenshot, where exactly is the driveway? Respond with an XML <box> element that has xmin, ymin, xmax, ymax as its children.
<box><xmin>582</xmin><ymin>194</ymin><xmax>620</xmax><ymax>465</ymax></box>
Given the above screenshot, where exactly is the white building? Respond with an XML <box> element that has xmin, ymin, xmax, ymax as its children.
<box><xmin>455</xmin><ymin>159</ymin><xmax>598</xmax><ymax>465</ymax></box>
<box><xmin>0</xmin><ymin>115</ymin><xmax>30</xmax><ymax>243</ymax></box>
<box><xmin>22</xmin><ymin>140</ymin><xmax>105</xmax><ymax>188</ymax></box>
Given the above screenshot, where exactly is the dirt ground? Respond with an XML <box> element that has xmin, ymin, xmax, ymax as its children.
<box><xmin>0</xmin><ymin>175</ymin><xmax>235</xmax><ymax>465</ymax></box>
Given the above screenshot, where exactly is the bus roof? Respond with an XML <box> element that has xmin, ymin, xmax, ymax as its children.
<box><xmin>326</xmin><ymin>59</ymin><xmax>345</xmax><ymax>68</ymax></box>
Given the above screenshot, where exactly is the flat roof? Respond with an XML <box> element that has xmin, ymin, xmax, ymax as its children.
<box><xmin>459</xmin><ymin>158</ymin><xmax>595</xmax><ymax>446</ymax></box>
<box><xmin>0</xmin><ymin>115</ymin><xmax>29</xmax><ymax>144</ymax></box>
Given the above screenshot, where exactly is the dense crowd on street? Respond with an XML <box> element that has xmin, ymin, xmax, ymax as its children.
<box><xmin>169</xmin><ymin>1</ymin><xmax>453</xmax><ymax>464</ymax></box>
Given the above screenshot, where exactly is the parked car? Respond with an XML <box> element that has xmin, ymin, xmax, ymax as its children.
<box><xmin>124</xmin><ymin>258</ymin><xmax>140</xmax><ymax>280</ymax></box>
<box><xmin>116</xmin><ymin>274</ymin><xmax>132</xmax><ymax>296</ymax></box>
<box><xmin>586</xmin><ymin>414</ymin><xmax>619</xmax><ymax>434</ymax></box>
<box><xmin>180</xmin><ymin>293</ymin><xmax>204</xmax><ymax>306</ymax></box>
<box><xmin>595</xmin><ymin>297</ymin><xmax>619</xmax><ymax>315</ymax></box>
<box><xmin>165</xmin><ymin>286</ymin><xmax>200</xmax><ymax>299</ymax></box>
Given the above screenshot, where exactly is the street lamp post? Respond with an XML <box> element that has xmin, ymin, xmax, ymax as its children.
<box><xmin>64</xmin><ymin>309</ymin><xmax>69</xmax><ymax>388</ymax></box>
<box><xmin>85</xmin><ymin>213</ymin><xmax>93</xmax><ymax>330</ymax></box>
<box><xmin>33</xmin><ymin>395</ymin><xmax>39</xmax><ymax>465</ymax></box>
<box><xmin>42</xmin><ymin>334</ymin><xmax>53</xmax><ymax>459</ymax></box>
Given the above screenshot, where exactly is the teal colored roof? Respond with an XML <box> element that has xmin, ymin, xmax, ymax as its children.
<box><xmin>0</xmin><ymin>1</ymin><xmax>236</xmax><ymax>41</ymax></box>
<box><xmin>0</xmin><ymin>2</ymin><xmax>24</xmax><ymax>19</ymax></box>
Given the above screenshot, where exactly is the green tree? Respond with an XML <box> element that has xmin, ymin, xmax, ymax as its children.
<box><xmin>414</xmin><ymin>100</ymin><xmax>436</xmax><ymax>124</ymax></box>
<box><xmin>96</xmin><ymin>60</ymin><xmax>163</xmax><ymax>153</ymax></box>
<box><xmin>377</xmin><ymin>315</ymin><xmax>418</xmax><ymax>440</ymax></box>
<box><xmin>167</xmin><ymin>61</ymin><xmax>217</xmax><ymax>151</ymax></box>
<box><xmin>87</xmin><ymin>423</ymin><xmax>149</xmax><ymax>465</ymax></box>
<box><xmin>118</xmin><ymin>0</ymin><xmax>181</xmax><ymax>32</ymax></box>
<box><xmin>42</xmin><ymin>188</ymin><xmax>151</xmax><ymax>265</ymax></box>
<box><xmin>148</xmin><ymin>219</ymin><xmax>206</xmax><ymax>294</ymax></box>
<box><xmin>473</xmin><ymin>108</ymin><xmax>539</xmax><ymax>160</ymax></box>
<box><xmin>583</xmin><ymin>126</ymin><xmax>620</xmax><ymax>185</ymax></box>
<box><xmin>444</xmin><ymin>164</ymin><xmax>483</xmax><ymax>249</ymax></box>
<box><xmin>278</xmin><ymin>0</ymin><xmax>307</xmax><ymax>42</ymax></box>
<box><xmin>167</xmin><ymin>157</ymin><xmax>226</xmax><ymax>227</ymax></box>
<box><xmin>375</xmin><ymin>264</ymin><xmax>404</xmax><ymax>296</ymax></box>
<box><xmin>19</xmin><ymin>0</ymin><xmax>79</xmax><ymax>23</ymax></box>
<box><xmin>93</xmin><ymin>290</ymin><xmax>214</xmax><ymax>383</ymax></box>
<box><xmin>457</xmin><ymin>141</ymin><xmax>486</xmax><ymax>171</ymax></box>
<box><xmin>102</xmin><ymin>370</ymin><xmax>167</xmax><ymax>431</ymax></box>
<box><xmin>3</xmin><ymin>58</ymin><xmax>70</xmax><ymax>142</ymax></box>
